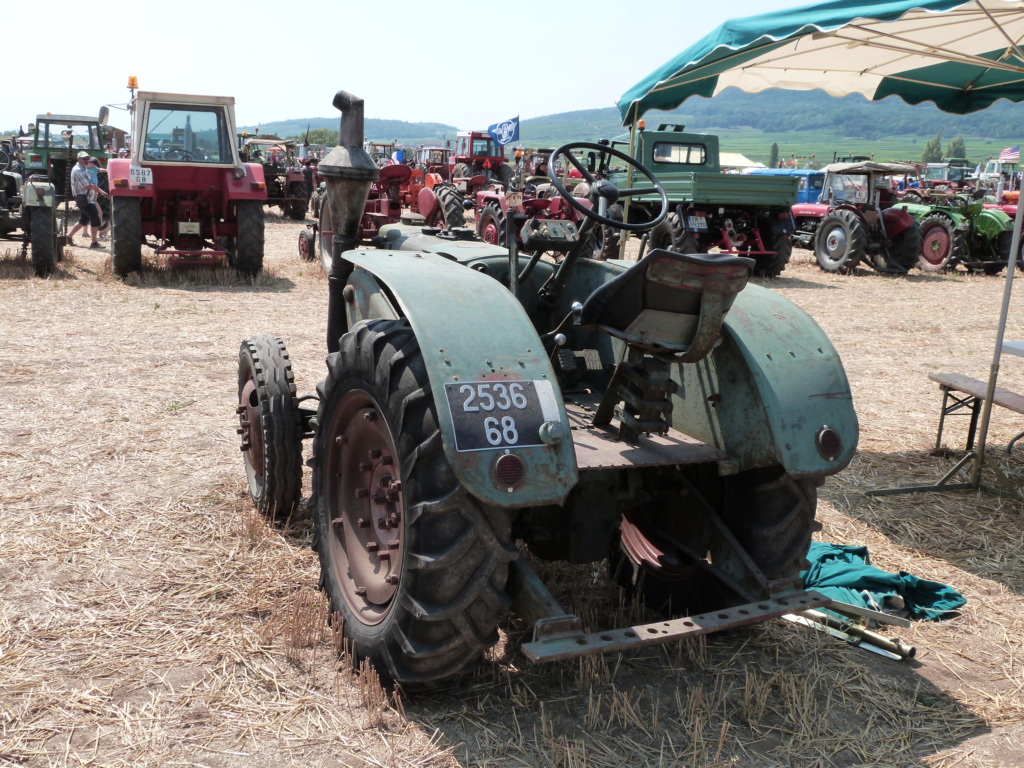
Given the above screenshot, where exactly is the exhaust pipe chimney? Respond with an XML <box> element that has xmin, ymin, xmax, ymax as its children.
<box><xmin>318</xmin><ymin>91</ymin><xmax>379</xmax><ymax>353</ymax></box>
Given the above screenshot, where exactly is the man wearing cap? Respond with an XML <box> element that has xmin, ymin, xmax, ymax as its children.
<box><xmin>68</xmin><ymin>151</ymin><xmax>101</xmax><ymax>248</ymax></box>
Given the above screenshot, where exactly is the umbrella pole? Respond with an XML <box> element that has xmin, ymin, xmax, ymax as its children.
<box><xmin>621</xmin><ymin>104</ymin><xmax>639</xmax><ymax>261</ymax></box>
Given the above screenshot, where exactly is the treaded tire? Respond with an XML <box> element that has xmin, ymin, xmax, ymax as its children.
<box><xmin>311</xmin><ymin>318</ymin><xmax>515</xmax><ymax>685</ymax></box>
<box><xmin>880</xmin><ymin>220</ymin><xmax>921</xmax><ymax>272</ymax></box>
<box><xmin>238</xmin><ymin>335</ymin><xmax>303</xmax><ymax>522</ymax></box>
<box><xmin>918</xmin><ymin>213</ymin><xmax>963</xmax><ymax>272</ymax></box>
<box><xmin>496</xmin><ymin>163</ymin><xmax>514</xmax><ymax>187</ymax></box>
<box><xmin>298</xmin><ymin>228</ymin><xmax>315</xmax><ymax>261</ymax></box>
<box><xmin>591</xmin><ymin>203</ymin><xmax>623</xmax><ymax>260</ymax></box>
<box><xmin>111</xmin><ymin>197</ymin><xmax>142</xmax><ymax>277</ymax></box>
<box><xmin>452</xmin><ymin>162</ymin><xmax>471</xmax><ymax>179</ymax></box>
<box><xmin>901</xmin><ymin>190</ymin><xmax>925</xmax><ymax>204</ymax></box>
<box><xmin>754</xmin><ymin>231</ymin><xmax>792</xmax><ymax>278</ymax></box>
<box><xmin>648</xmin><ymin>212</ymin><xmax>697</xmax><ymax>254</ymax></box>
<box><xmin>29</xmin><ymin>205</ymin><xmax>56</xmax><ymax>277</ymax></box>
<box><xmin>234</xmin><ymin>200</ymin><xmax>265</xmax><ymax>276</ymax></box>
<box><xmin>815</xmin><ymin>209</ymin><xmax>866</xmax><ymax>273</ymax></box>
<box><xmin>287</xmin><ymin>182</ymin><xmax>307</xmax><ymax>220</ymax></box>
<box><xmin>477</xmin><ymin>201</ymin><xmax>507</xmax><ymax>246</ymax></box>
<box><xmin>434</xmin><ymin>184</ymin><xmax>466</xmax><ymax>229</ymax></box>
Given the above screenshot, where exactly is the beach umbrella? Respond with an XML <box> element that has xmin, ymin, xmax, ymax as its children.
<box><xmin>618</xmin><ymin>0</ymin><xmax>1024</xmax><ymax>495</ymax></box>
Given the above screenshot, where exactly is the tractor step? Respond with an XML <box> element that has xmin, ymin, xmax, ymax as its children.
<box><xmin>564</xmin><ymin>396</ymin><xmax>728</xmax><ymax>470</ymax></box>
<box><xmin>520</xmin><ymin>590</ymin><xmax>830</xmax><ymax>663</ymax></box>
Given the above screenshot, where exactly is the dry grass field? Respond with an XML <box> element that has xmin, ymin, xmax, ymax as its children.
<box><xmin>3</xmin><ymin>213</ymin><xmax>1024</xmax><ymax>767</ymax></box>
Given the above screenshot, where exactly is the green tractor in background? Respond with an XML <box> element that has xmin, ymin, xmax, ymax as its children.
<box><xmin>902</xmin><ymin>190</ymin><xmax>1017</xmax><ymax>273</ymax></box>
<box><xmin>235</xmin><ymin>91</ymin><xmax>860</xmax><ymax>686</ymax></box>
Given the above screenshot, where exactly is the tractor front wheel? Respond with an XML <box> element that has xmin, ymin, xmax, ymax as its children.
<box><xmin>591</xmin><ymin>203</ymin><xmax>624</xmax><ymax>260</ymax></box>
<box><xmin>29</xmin><ymin>206</ymin><xmax>57</xmax><ymax>277</ymax></box>
<box><xmin>111</xmin><ymin>197</ymin><xmax>142</xmax><ymax>277</ymax></box>
<box><xmin>649</xmin><ymin>212</ymin><xmax>697</xmax><ymax>255</ymax></box>
<box><xmin>879</xmin><ymin>220</ymin><xmax>922</xmax><ymax>273</ymax></box>
<box><xmin>298</xmin><ymin>228</ymin><xmax>315</xmax><ymax>261</ymax></box>
<box><xmin>434</xmin><ymin>184</ymin><xmax>466</xmax><ymax>229</ymax></box>
<box><xmin>237</xmin><ymin>335</ymin><xmax>303</xmax><ymax>522</ymax></box>
<box><xmin>814</xmin><ymin>209</ymin><xmax>866</xmax><ymax>273</ymax></box>
<box><xmin>312</xmin><ymin>318</ymin><xmax>515</xmax><ymax>684</ymax></box>
<box><xmin>754</xmin><ymin>232</ymin><xmax>792</xmax><ymax>278</ymax></box>
<box><xmin>477</xmin><ymin>202</ymin><xmax>507</xmax><ymax>246</ymax></box>
<box><xmin>918</xmin><ymin>214</ymin><xmax>963</xmax><ymax>272</ymax></box>
<box><xmin>234</xmin><ymin>200</ymin><xmax>265</xmax><ymax>277</ymax></box>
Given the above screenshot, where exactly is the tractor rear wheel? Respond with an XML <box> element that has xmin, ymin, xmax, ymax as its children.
<box><xmin>649</xmin><ymin>212</ymin><xmax>697</xmax><ymax>254</ymax></box>
<box><xmin>753</xmin><ymin>232</ymin><xmax>793</xmax><ymax>278</ymax></box>
<box><xmin>298</xmin><ymin>228</ymin><xmax>315</xmax><ymax>261</ymax></box>
<box><xmin>477</xmin><ymin>202</ymin><xmax>507</xmax><ymax>246</ymax></box>
<box><xmin>918</xmin><ymin>214</ymin><xmax>963</xmax><ymax>272</ymax></box>
<box><xmin>591</xmin><ymin>203</ymin><xmax>624</xmax><ymax>260</ymax></box>
<box><xmin>434</xmin><ymin>184</ymin><xmax>466</xmax><ymax>229</ymax></box>
<box><xmin>814</xmin><ymin>209</ymin><xmax>866</xmax><ymax>273</ymax></box>
<box><xmin>287</xmin><ymin>183</ymin><xmax>307</xmax><ymax>220</ymax></box>
<box><xmin>237</xmin><ymin>335</ymin><xmax>303</xmax><ymax>522</ymax></box>
<box><xmin>879</xmin><ymin>220</ymin><xmax>921</xmax><ymax>272</ymax></box>
<box><xmin>901</xmin><ymin>190</ymin><xmax>925</xmax><ymax>204</ymax></box>
<box><xmin>111</xmin><ymin>197</ymin><xmax>142</xmax><ymax>277</ymax></box>
<box><xmin>312</xmin><ymin>318</ymin><xmax>515</xmax><ymax>684</ymax></box>
<box><xmin>979</xmin><ymin>230</ymin><xmax>1024</xmax><ymax>275</ymax></box>
<box><xmin>234</xmin><ymin>200</ymin><xmax>265</xmax><ymax>276</ymax></box>
<box><xmin>613</xmin><ymin>465</ymin><xmax>819</xmax><ymax>617</ymax></box>
<box><xmin>452</xmin><ymin>162</ymin><xmax>471</xmax><ymax>179</ymax></box>
<box><xmin>496</xmin><ymin>163</ymin><xmax>514</xmax><ymax>187</ymax></box>
<box><xmin>572</xmin><ymin>181</ymin><xmax>591</xmax><ymax>198</ymax></box>
<box><xmin>29</xmin><ymin>205</ymin><xmax>57</xmax><ymax>277</ymax></box>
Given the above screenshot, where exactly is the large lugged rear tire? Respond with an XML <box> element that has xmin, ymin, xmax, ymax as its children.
<box><xmin>879</xmin><ymin>220</ymin><xmax>922</xmax><ymax>273</ymax></box>
<box><xmin>237</xmin><ymin>335</ymin><xmax>303</xmax><ymax>522</ymax></box>
<box><xmin>234</xmin><ymin>200</ymin><xmax>265</xmax><ymax>276</ymax></box>
<box><xmin>814</xmin><ymin>209</ymin><xmax>866</xmax><ymax>273</ymax></box>
<box><xmin>648</xmin><ymin>212</ymin><xmax>697</xmax><ymax>254</ymax></box>
<box><xmin>312</xmin><ymin>318</ymin><xmax>516</xmax><ymax>684</ymax></box>
<box><xmin>753</xmin><ymin>231</ymin><xmax>792</xmax><ymax>278</ymax></box>
<box><xmin>29</xmin><ymin>205</ymin><xmax>56</xmax><ymax>277</ymax></box>
<box><xmin>111</xmin><ymin>197</ymin><xmax>142</xmax><ymax>277</ymax></box>
<box><xmin>434</xmin><ymin>184</ymin><xmax>466</xmax><ymax>229</ymax></box>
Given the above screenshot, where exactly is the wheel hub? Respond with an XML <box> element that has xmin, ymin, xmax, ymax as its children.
<box><xmin>237</xmin><ymin>376</ymin><xmax>263</xmax><ymax>479</ymax></box>
<box><xmin>825</xmin><ymin>227</ymin><xmax>847</xmax><ymax>257</ymax></box>
<box><xmin>326</xmin><ymin>397</ymin><xmax>404</xmax><ymax>623</ymax></box>
<box><xmin>922</xmin><ymin>228</ymin><xmax>950</xmax><ymax>264</ymax></box>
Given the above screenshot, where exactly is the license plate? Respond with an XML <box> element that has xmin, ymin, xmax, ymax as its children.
<box><xmin>129</xmin><ymin>166</ymin><xmax>153</xmax><ymax>185</ymax></box>
<box><xmin>178</xmin><ymin>221</ymin><xmax>200</xmax><ymax>235</ymax></box>
<box><xmin>444</xmin><ymin>380</ymin><xmax>560</xmax><ymax>452</ymax></box>
<box><xmin>687</xmin><ymin>215</ymin><xmax>708</xmax><ymax>230</ymax></box>
<box><xmin>506</xmin><ymin>192</ymin><xmax>523</xmax><ymax>207</ymax></box>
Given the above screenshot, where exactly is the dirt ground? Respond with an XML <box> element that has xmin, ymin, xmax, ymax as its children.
<box><xmin>3</xmin><ymin>212</ymin><xmax>1024</xmax><ymax>767</ymax></box>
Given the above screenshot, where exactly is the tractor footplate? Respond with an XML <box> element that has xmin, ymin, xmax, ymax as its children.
<box><xmin>520</xmin><ymin>590</ymin><xmax>830</xmax><ymax>663</ymax></box>
<box><xmin>565</xmin><ymin>395</ymin><xmax>728</xmax><ymax>470</ymax></box>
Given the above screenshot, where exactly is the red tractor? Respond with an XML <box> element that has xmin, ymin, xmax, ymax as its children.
<box><xmin>107</xmin><ymin>90</ymin><xmax>267</xmax><ymax>276</ymax></box>
<box><xmin>450</xmin><ymin>130</ymin><xmax>514</xmax><ymax>189</ymax></box>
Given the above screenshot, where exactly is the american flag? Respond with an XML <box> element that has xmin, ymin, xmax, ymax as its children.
<box><xmin>999</xmin><ymin>145</ymin><xmax>1020</xmax><ymax>162</ymax></box>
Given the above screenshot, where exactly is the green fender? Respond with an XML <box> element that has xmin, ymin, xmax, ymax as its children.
<box><xmin>671</xmin><ymin>284</ymin><xmax>858</xmax><ymax>478</ymax></box>
<box><xmin>974</xmin><ymin>207</ymin><xmax>1012</xmax><ymax>239</ymax></box>
<box><xmin>341</xmin><ymin>249</ymin><xmax>578</xmax><ymax>508</ymax></box>
<box><xmin>22</xmin><ymin>179</ymin><xmax>55</xmax><ymax>207</ymax></box>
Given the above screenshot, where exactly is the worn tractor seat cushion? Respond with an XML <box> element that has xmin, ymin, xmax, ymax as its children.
<box><xmin>580</xmin><ymin>249</ymin><xmax>754</xmax><ymax>334</ymax></box>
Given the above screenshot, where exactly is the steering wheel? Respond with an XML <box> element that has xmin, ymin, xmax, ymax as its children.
<box><xmin>162</xmin><ymin>148</ymin><xmax>195</xmax><ymax>161</ymax></box>
<box><xmin>546</xmin><ymin>141</ymin><xmax>668</xmax><ymax>231</ymax></box>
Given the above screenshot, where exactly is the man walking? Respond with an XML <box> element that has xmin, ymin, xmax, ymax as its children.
<box><xmin>67</xmin><ymin>151</ymin><xmax>101</xmax><ymax>248</ymax></box>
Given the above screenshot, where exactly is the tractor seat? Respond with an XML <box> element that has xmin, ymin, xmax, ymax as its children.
<box><xmin>580</xmin><ymin>249</ymin><xmax>753</xmax><ymax>361</ymax></box>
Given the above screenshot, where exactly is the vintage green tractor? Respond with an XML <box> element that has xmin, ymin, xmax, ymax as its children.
<box><xmin>901</xmin><ymin>190</ymin><xmax>1017</xmax><ymax>274</ymax></box>
<box><xmin>236</xmin><ymin>91</ymin><xmax>859</xmax><ymax>685</ymax></box>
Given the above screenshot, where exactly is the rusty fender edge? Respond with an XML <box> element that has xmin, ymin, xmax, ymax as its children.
<box><xmin>341</xmin><ymin>249</ymin><xmax>578</xmax><ymax>509</ymax></box>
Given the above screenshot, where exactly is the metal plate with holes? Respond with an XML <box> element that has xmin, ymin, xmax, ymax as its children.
<box><xmin>521</xmin><ymin>591</ymin><xmax>831</xmax><ymax>663</ymax></box>
<box><xmin>444</xmin><ymin>380</ymin><xmax>561</xmax><ymax>452</ymax></box>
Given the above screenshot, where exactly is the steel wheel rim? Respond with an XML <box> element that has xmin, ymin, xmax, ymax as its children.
<box><xmin>824</xmin><ymin>224</ymin><xmax>848</xmax><ymax>261</ymax></box>
<box><xmin>922</xmin><ymin>225</ymin><xmax>951</xmax><ymax>265</ymax></box>
<box><xmin>481</xmin><ymin>216</ymin><xmax>500</xmax><ymax>245</ymax></box>
<box><xmin>324</xmin><ymin>389</ymin><xmax>404</xmax><ymax>625</ymax></box>
<box><xmin>298</xmin><ymin>231</ymin><xmax>310</xmax><ymax>260</ymax></box>
<box><xmin>239</xmin><ymin>374</ymin><xmax>264</xmax><ymax>494</ymax></box>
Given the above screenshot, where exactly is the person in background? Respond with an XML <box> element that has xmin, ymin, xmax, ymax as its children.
<box><xmin>67</xmin><ymin>152</ymin><xmax>101</xmax><ymax>248</ymax></box>
<box><xmin>88</xmin><ymin>158</ymin><xmax>110</xmax><ymax>232</ymax></box>
<box><xmin>301</xmin><ymin>159</ymin><xmax>315</xmax><ymax>207</ymax></box>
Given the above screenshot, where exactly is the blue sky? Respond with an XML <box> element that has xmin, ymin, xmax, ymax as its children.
<box><xmin>3</xmin><ymin>0</ymin><xmax>801</xmax><ymax>134</ymax></box>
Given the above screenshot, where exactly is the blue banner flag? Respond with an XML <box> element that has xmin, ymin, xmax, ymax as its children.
<box><xmin>487</xmin><ymin>116</ymin><xmax>519</xmax><ymax>146</ymax></box>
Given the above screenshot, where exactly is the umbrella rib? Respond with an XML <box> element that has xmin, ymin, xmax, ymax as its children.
<box><xmin>978</xmin><ymin>1</ymin><xmax>1024</xmax><ymax>64</ymax></box>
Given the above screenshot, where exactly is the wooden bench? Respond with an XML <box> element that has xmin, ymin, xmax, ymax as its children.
<box><xmin>929</xmin><ymin>373</ymin><xmax>1024</xmax><ymax>450</ymax></box>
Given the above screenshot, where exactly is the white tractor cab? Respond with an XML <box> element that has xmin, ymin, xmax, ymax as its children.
<box><xmin>131</xmin><ymin>92</ymin><xmax>243</xmax><ymax>167</ymax></box>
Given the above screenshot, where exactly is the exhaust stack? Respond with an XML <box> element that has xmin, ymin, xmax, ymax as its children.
<box><xmin>319</xmin><ymin>91</ymin><xmax>379</xmax><ymax>352</ymax></box>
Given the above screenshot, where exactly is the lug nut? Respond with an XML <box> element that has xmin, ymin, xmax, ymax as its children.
<box><xmin>363</xmin><ymin>411</ymin><xmax>377</xmax><ymax>422</ymax></box>
<box><xmin>236</xmin><ymin>427</ymin><xmax>246</xmax><ymax>435</ymax></box>
<box><xmin>368</xmin><ymin>449</ymin><xmax>382</xmax><ymax>459</ymax></box>
<box><xmin>372</xmin><ymin>492</ymin><xmax>386</xmax><ymax>504</ymax></box>
<box><xmin>355</xmin><ymin>586</ymin><xmax>367</xmax><ymax>596</ymax></box>
<box><xmin>332</xmin><ymin>517</ymin><xmax>344</xmax><ymax>527</ymax></box>
<box><xmin>377</xmin><ymin>552</ymin><xmax>390</xmax><ymax>561</ymax></box>
<box><xmin>378</xmin><ymin>475</ymin><xmax>392</xmax><ymax>487</ymax></box>
<box><xmin>335</xmin><ymin>435</ymin><xmax>347</xmax><ymax>445</ymax></box>
<box><xmin>385</xmin><ymin>575</ymin><xmax>399</xmax><ymax>585</ymax></box>
<box><xmin>387</xmin><ymin>540</ymin><xmax>399</xmax><ymax>549</ymax></box>
<box><xmin>359</xmin><ymin>462</ymin><xmax>372</xmax><ymax>471</ymax></box>
<box><xmin>235</xmin><ymin>405</ymin><xmax>245</xmax><ymax>415</ymax></box>
<box><xmin>239</xmin><ymin>441</ymin><xmax>250</xmax><ymax>451</ymax></box>
<box><xmin>356</xmin><ymin>518</ymin><xmax>370</xmax><ymax>528</ymax></box>
<box><xmin>377</xmin><ymin>517</ymin><xmax>387</xmax><ymax>528</ymax></box>
<box><xmin>366</xmin><ymin>542</ymin><xmax>379</xmax><ymax>552</ymax></box>
<box><xmin>387</xmin><ymin>512</ymin><xmax>400</xmax><ymax>527</ymax></box>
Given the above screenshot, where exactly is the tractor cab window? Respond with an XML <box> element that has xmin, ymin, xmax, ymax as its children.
<box><xmin>809</xmin><ymin>175</ymin><xmax>824</xmax><ymax>193</ymax></box>
<box><xmin>828</xmin><ymin>173</ymin><xmax>869</xmax><ymax>204</ymax></box>
<box><xmin>472</xmin><ymin>139</ymin><xmax>494</xmax><ymax>157</ymax></box>
<box><xmin>39</xmin><ymin>123</ymin><xmax>101</xmax><ymax>150</ymax></box>
<box><xmin>142</xmin><ymin>104</ymin><xmax>231</xmax><ymax>163</ymax></box>
<box><xmin>651</xmin><ymin>142</ymin><xmax>707</xmax><ymax>165</ymax></box>
<box><xmin>924</xmin><ymin>165</ymin><xmax>948</xmax><ymax>182</ymax></box>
